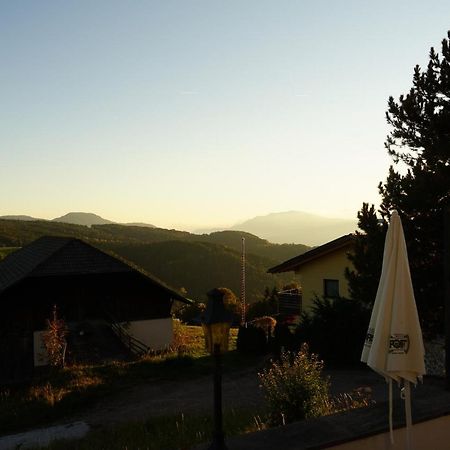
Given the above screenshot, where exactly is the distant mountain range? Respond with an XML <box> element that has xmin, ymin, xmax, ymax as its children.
<box><xmin>0</xmin><ymin>212</ymin><xmax>156</xmax><ymax>228</ymax></box>
<box><xmin>0</xmin><ymin>210</ymin><xmax>357</xmax><ymax>245</ymax></box>
<box><xmin>0</xmin><ymin>215</ymin><xmax>42</xmax><ymax>222</ymax></box>
<box><xmin>52</xmin><ymin>212</ymin><xmax>115</xmax><ymax>226</ymax></box>
<box><xmin>199</xmin><ymin>211</ymin><xmax>357</xmax><ymax>246</ymax></box>
<box><xmin>231</xmin><ymin>211</ymin><xmax>357</xmax><ymax>245</ymax></box>
<box><xmin>0</xmin><ymin>209</ymin><xmax>357</xmax><ymax>303</ymax></box>
<box><xmin>0</xmin><ymin>218</ymin><xmax>308</xmax><ymax>304</ymax></box>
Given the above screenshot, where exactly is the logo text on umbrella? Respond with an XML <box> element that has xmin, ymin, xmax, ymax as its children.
<box><xmin>389</xmin><ymin>334</ymin><xmax>410</xmax><ymax>354</ymax></box>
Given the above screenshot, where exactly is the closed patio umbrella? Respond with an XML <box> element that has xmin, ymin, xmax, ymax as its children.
<box><xmin>361</xmin><ymin>210</ymin><xmax>425</xmax><ymax>449</ymax></box>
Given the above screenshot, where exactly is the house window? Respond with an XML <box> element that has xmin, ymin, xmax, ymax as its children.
<box><xmin>324</xmin><ymin>279</ymin><xmax>339</xmax><ymax>298</ymax></box>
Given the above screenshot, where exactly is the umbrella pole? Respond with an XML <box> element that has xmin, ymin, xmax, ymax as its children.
<box><xmin>388</xmin><ymin>380</ymin><xmax>394</xmax><ymax>444</ymax></box>
<box><xmin>404</xmin><ymin>380</ymin><xmax>412</xmax><ymax>450</ymax></box>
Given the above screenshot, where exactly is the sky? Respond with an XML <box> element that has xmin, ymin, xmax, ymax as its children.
<box><xmin>1</xmin><ymin>1</ymin><xmax>450</xmax><ymax>230</ymax></box>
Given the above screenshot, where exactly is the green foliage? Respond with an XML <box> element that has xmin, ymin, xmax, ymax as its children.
<box><xmin>217</xmin><ymin>287</ymin><xmax>241</xmax><ymax>322</ymax></box>
<box><xmin>247</xmin><ymin>287</ymin><xmax>279</xmax><ymax>320</ymax></box>
<box><xmin>236</xmin><ymin>325</ymin><xmax>268</xmax><ymax>355</ymax></box>
<box><xmin>351</xmin><ymin>32</ymin><xmax>450</xmax><ymax>333</ymax></box>
<box><xmin>33</xmin><ymin>409</ymin><xmax>265</xmax><ymax>450</ymax></box>
<box><xmin>0</xmin><ymin>220</ymin><xmax>310</xmax><ymax>261</ymax></box>
<box><xmin>174</xmin><ymin>301</ymin><xmax>206</xmax><ymax>324</ymax></box>
<box><xmin>296</xmin><ymin>296</ymin><xmax>370</xmax><ymax>367</ymax></box>
<box><xmin>0</xmin><ymin>326</ymin><xmax>244</xmax><ymax>435</ymax></box>
<box><xmin>104</xmin><ymin>240</ymin><xmax>285</xmax><ymax>304</ymax></box>
<box><xmin>258</xmin><ymin>346</ymin><xmax>329</xmax><ymax>425</ymax></box>
<box><xmin>345</xmin><ymin>203</ymin><xmax>386</xmax><ymax>306</ymax></box>
<box><xmin>200</xmin><ymin>231</ymin><xmax>310</xmax><ymax>262</ymax></box>
<box><xmin>273</xmin><ymin>322</ymin><xmax>296</xmax><ymax>355</ymax></box>
<box><xmin>0</xmin><ymin>220</ymin><xmax>301</xmax><ymax>306</ymax></box>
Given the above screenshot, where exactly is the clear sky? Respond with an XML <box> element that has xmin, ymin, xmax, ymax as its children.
<box><xmin>1</xmin><ymin>1</ymin><xmax>450</xmax><ymax>230</ymax></box>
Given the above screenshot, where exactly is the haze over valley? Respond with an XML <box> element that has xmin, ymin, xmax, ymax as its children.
<box><xmin>1</xmin><ymin>210</ymin><xmax>356</xmax><ymax>246</ymax></box>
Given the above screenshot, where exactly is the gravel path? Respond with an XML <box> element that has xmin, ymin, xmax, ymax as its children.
<box><xmin>72</xmin><ymin>367</ymin><xmax>388</xmax><ymax>428</ymax></box>
<box><xmin>75</xmin><ymin>367</ymin><xmax>264</xmax><ymax>427</ymax></box>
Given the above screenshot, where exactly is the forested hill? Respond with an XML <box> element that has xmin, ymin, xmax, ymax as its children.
<box><xmin>102</xmin><ymin>240</ymin><xmax>281</xmax><ymax>303</ymax></box>
<box><xmin>0</xmin><ymin>220</ymin><xmax>310</xmax><ymax>260</ymax></box>
<box><xmin>0</xmin><ymin>219</ymin><xmax>310</xmax><ymax>303</ymax></box>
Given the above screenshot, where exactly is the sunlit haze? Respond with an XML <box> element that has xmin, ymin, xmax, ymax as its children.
<box><xmin>1</xmin><ymin>1</ymin><xmax>450</xmax><ymax>230</ymax></box>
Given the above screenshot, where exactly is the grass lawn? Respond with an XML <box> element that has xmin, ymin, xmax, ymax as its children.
<box><xmin>0</xmin><ymin>326</ymin><xmax>251</xmax><ymax>437</ymax></box>
<box><xmin>1</xmin><ymin>325</ymin><xmax>374</xmax><ymax>450</ymax></box>
<box><xmin>33</xmin><ymin>408</ymin><xmax>266</xmax><ymax>450</ymax></box>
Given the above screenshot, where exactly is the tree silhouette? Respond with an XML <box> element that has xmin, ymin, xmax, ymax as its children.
<box><xmin>349</xmin><ymin>32</ymin><xmax>450</xmax><ymax>333</ymax></box>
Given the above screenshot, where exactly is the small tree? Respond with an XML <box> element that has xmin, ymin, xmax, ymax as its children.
<box><xmin>42</xmin><ymin>305</ymin><xmax>67</xmax><ymax>368</ymax></box>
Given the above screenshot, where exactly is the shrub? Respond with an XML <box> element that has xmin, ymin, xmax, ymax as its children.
<box><xmin>42</xmin><ymin>305</ymin><xmax>68</xmax><ymax>368</ymax></box>
<box><xmin>236</xmin><ymin>325</ymin><xmax>268</xmax><ymax>355</ymax></box>
<box><xmin>174</xmin><ymin>301</ymin><xmax>206</xmax><ymax>324</ymax></box>
<box><xmin>259</xmin><ymin>345</ymin><xmax>329</xmax><ymax>425</ymax></box>
<box><xmin>295</xmin><ymin>296</ymin><xmax>370</xmax><ymax>367</ymax></box>
<box><xmin>171</xmin><ymin>319</ymin><xmax>189</xmax><ymax>354</ymax></box>
<box><xmin>272</xmin><ymin>322</ymin><xmax>296</xmax><ymax>356</ymax></box>
<box><xmin>247</xmin><ymin>289</ymin><xmax>278</xmax><ymax>321</ymax></box>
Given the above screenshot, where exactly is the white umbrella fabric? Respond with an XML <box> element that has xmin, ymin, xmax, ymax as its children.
<box><xmin>361</xmin><ymin>210</ymin><xmax>425</xmax><ymax>449</ymax></box>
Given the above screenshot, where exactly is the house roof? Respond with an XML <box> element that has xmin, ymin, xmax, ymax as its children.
<box><xmin>268</xmin><ymin>234</ymin><xmax>355</xmax><ymax>274</ymax></box>
<box><xmin>0</xmin><ymin>236</ymin><xmax>191</xmax><ymax>303</ymax></box>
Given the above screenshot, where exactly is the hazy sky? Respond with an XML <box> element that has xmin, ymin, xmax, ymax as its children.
<box><xmin>1</xmin><ymin>1</ymin><xmax>449</xmax><ymax>230</ymax></box>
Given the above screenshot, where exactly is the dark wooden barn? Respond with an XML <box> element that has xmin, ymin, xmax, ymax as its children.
<box><xmin>0</xmin><ymin>236</ymin><xmax>190</xmax><ymax>381</ymax></box>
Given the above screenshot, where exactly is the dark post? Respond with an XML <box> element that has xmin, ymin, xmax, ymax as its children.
<box><xmin>209</xmin><ymin>343</ymin><xmax>227</xmax><ymax>450</ymax></box>
<box><xmin>445</xmin><ymin>209</ymin><xmax>450</xmax><ymax>389</ymax></box>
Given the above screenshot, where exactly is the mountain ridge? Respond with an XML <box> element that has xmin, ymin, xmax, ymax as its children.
<box><xmin>230</xmin><ymin>211</ymin><xmax>356</xmax><ymax>245</ymax></box>
<box><xmin>0</xmin><ymin>218</ymin><xmax>304</xmax><ymax>304</ymax></box>
<box><xmin>0</xmin><ymin>210</ymin><xmax>357</xmax><ymax>245</ymax></box>
<box><xmin>1</xmin><ymin>212</ymin><xmax>156</xmax><ymax>229</ymax></box>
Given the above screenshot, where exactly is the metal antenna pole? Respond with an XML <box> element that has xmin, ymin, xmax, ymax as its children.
<box><xmin>240</xmin><ymin>237</ymin><xmax>246</xmax><ymax>326</ymax></box>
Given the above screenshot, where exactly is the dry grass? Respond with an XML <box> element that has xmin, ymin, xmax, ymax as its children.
<box><xmin>0</xmin><ymin>325</ymin><xmax>241</xmax><ymax>436</ymax></box>
<box><xmin>170</xmin><ymin>322</ymin><xmax>238</xmax><ymax>357</ymax></box>
<box><xmin>35</xmin><ymin>408</ymin><xmax>266</xmax><ymax>450</ymax></box>
<box><xmin>326</xmin><ymin>389</ymin><xmax>374</xmax><ymax>414</ymax></box>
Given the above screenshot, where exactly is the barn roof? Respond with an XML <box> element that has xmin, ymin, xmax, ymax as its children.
<box><xmin>0</xmin><ymin>236</ymin><xmax>191</xmax><ymax>303</ymax></box>
<box><xmin>268</xmin><ymin>234</ymin><xmax>355</xmax><ymax>274</ymax></box>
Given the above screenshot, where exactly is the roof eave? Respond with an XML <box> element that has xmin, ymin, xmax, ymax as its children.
<box><xmin>268</xmin><ymin>234</ymin><xmax>355</xmax><ymax>274</ymax></box>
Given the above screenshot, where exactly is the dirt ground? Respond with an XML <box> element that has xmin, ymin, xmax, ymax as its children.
<box><xmin>73</xmin><ymin>367</ymin><xmax>388</xmax><ymax>428</ymax></box>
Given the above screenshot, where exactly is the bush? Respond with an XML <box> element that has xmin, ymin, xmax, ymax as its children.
<box><xmin>272</xmin><ymin>322</ymin><xmax>296</xmax><ymax>356</ymax></box>
<box><xmin>295</xmin><ymin>296</ymin><xmax>370</xmax><ymax>367</ymax></box>
<box><xmin>236</xmin><ymin>325</ymin><xmax>268</xmax><ymax>355</ymax></box>
<box><xmin>258</xmin><ymin>345</ymin><xmax>329</xmax><ymax>425</ymax></box>
<box><xmin>174</xmin><ymin>301</ymin><xmax>206</xmax><ymax>324</ymax></box>
<box><xmin>247</xmin><ymin>287</ymin><xmax>278</xmax><ymax>321</ymax></box>
<box><xmin>42</xmin><ymin>305</ymin><xmax>68</xmax><ymax>368</ymax></box>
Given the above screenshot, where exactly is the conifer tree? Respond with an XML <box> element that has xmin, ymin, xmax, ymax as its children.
<box><xmin>349</xmin><ymin>32</ymin><xmax>450</xmax><ymax>333</ymax></box>
<box><xmin>345</xmin><ymin>203</ymin><xmax>386</xmax><ymax>307</ymax></box>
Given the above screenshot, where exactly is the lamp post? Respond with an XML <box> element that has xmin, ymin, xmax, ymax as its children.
<box><xmin>202</xmin><ymin>288</ymin><xmax>233</xmax><ymax>450</ymax></box>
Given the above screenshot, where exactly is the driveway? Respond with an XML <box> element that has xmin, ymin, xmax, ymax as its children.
<box><xmin>73</xmin><ymin>367</ymin><xmax>387</xmax><ymax>428</ymax></box>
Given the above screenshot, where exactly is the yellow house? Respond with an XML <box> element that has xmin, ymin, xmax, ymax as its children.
<box><xmin>268</xmin><ymin>234</ymin><xmax>355</xmax><ymax>312</ymax></box>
